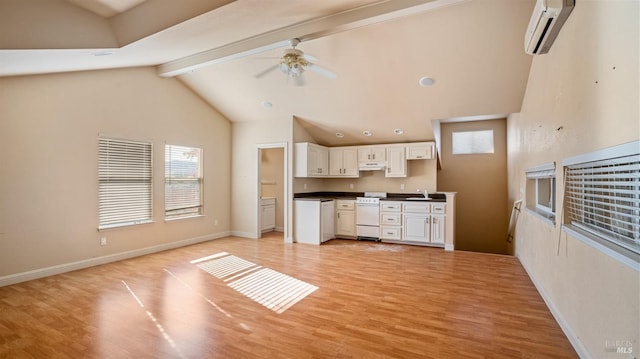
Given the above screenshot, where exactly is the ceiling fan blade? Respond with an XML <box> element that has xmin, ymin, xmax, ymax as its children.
<box><xmin>302</xmin><ymin>53</ymin><xmax>319</xmax><ymax>62</ymax></box>
<box><xmin>307</xmin><ymin>64</ymin><xmax>337</xmax><ymax>80</ymax></box>
<box><xmin>254</xmin><ymin>64</ymin><xmax>279</xmax><ymax>79</ymax></box>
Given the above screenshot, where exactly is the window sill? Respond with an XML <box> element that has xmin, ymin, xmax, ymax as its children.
<box><xmin>98</xmin><ymin>220</ymin><xmax>154</xmax><ymax>231</ymax></box>
<box><xmin>165</xmin><ymin>214</ymin><xmax>205</xmax><ymax>222</ymax></box>
<box><xmin>563</xmin><ymin>225</ymin><xmax>640</xmax><ymax>272</ymax></box>
<box><xmin>524</xmin><ymin>207</ymin><xmax>555</xmax><ymax>226</ymax></box>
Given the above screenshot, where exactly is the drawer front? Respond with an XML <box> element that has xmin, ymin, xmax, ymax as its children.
<box><xmin>402</xmin><ymin>202</ymin><xmax>431</xmax><ymax>213</ymax></box>
<box><xmin>336</xmin><ymin>200</ymin><xmax>355</xmax><ymax>210</ymax></box>
<box><xmin>431</xmin><ymin>203</ymin><xmax>446</xmax><ymax>214</ymax></box>
<box><xmin>381</xmin><ymin>213</ymin><xmax>401</xmax><ymax>225</ymax></box>
<box><xmin>381</xmin><ymin>201</ymin><xmax>402</xmax><ymax>212</ymax></box>
<box><xmin>380</xmin><ymin>226</ymin><xmax>401</xmax><ymax>240</ymax></box>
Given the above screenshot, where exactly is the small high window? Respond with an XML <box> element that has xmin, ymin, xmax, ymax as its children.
<box><xmin>452</xmin><ymin>130</ymin><xmax>494</xmax><ymax>154</ymax></box>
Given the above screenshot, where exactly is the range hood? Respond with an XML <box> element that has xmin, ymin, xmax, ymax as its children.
<box><xmin>358</xmin><ymin>161</ymin><xmax>386</xmax><ymax>171</ymax></box>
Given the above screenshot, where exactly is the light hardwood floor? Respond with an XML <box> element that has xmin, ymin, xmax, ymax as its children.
<box><xmin>0</xmin><ymin>232</ymin><xmax>577</xmax><ymax>358</ymax></box>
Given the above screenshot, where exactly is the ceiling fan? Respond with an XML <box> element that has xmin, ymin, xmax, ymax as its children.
<box><xmin>254</xmin><ymin>38</ymin><xmax>337</xmax><ymax>86</ymax></box>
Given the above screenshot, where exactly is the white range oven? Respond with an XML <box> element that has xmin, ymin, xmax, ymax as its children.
<box><xmin>355</xmin><ymin>192</ymin><xmax>386</xmax><ymax>241</ymax></box>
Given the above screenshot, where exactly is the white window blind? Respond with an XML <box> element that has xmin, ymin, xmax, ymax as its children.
<box><xmin>452</xmin><ymin>130</ymin><xmax>494</xmax><ymax>154</ymax></box>
<box><xmin>99</xmin><ymin>138</ymin><xmax>153</xmax><ymax>229</ymax></box>
<box><xmin>564</xmin><ymin>153</ymin><xmax>640</xmax><ymax>255</ymax></box>
<box><xmin>165</xmin><ymin>144</ymin><xmax>203</xmax><ymax>219</ymax></box>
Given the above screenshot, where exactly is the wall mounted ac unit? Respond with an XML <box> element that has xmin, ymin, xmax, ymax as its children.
<box><xmin>524</xmin><ymin>0</ymin><xmax>575</xmax><ymax>55</ymax></box>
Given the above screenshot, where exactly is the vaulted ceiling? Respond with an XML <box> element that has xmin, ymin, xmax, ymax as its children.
<box><xmin>0</xmin><ymin>0</ymin><xmax>535</xmax><ymax>145</ymax></box>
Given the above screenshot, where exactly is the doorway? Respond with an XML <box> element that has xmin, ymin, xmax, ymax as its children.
<box><xmin>257</xmin><ymin>144</ymin><xmax>288</xmax><ymax>241</ymax></box>
<box><xmin>437</xmin><ymin>119</ymin><xmax>508</xmax><ymax>254</ymax></box>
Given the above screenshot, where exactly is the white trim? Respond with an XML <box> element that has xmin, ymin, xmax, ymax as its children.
<box><xmin>518</xmin><ymin>256</ymin><xmax>591</xmax><ymax>359</ymax></box>
<box><xmin>256</xmin><ymin>142</ymin><xmax>289</xmax><ymax>243</ymax></box>
<box><xmin>562</xmin><ymin>140</ymin><xmax>640</xmax><ymax>166</ymax></box>
<box><xmin>525</xmin><ymin>161</ymin><xmax>555</xmax><ymax>173</ymax></box>
<box><xmin>524</xmin><ymin>207</ymin><xmax>556</xmax><ymax>226</ymax></box>
<box><xmin>0</xmin><ymin>231</ymin><xmax>231</xmax><ymax>288</ymax></box>
<box><xmin>444</xmin><ymin>243</ymin><xmax>454</xmax><ymax>251</ymax></box>
<box><xmin>231</xmin><ymin>230</ymin><xmax>258</xmax><ymax>239</ymax></box>
<box><xmin>563</xmin><ymin>226</ymin><xmax>640</xmax><ymax>272</ymax></box>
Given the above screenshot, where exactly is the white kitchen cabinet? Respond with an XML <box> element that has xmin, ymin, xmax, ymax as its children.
<box><xmin>380</xmin><ymin>201</ymin><xmax>402</xmax><ymax>241</ymax></box>
<box><xmin>403</xmin><ymin>213</ymin><xmax>431</xmax><ymax>243</ymax></box>
<box><xmin>261</xmin><ymin>197</ymin><xmax>276</xmax><ymax>233</ymax></box>
<box><xmin>385</xmin><ymin>145</ymin><xmax>407</xmax><ymax>178</ymax></box>
<box><xmin>329</xmin><ymin>147</ymin><xmax>359</xmax><ymax>177</ymax></box>
<box><xmin>401</xmin><ymin>201</ymin><xmax>447</xmax><ymax>244</ymax></box>
<box><xmin>406</xmin><ymin>142</ymin><xmax>435</xmax><ymax>160</ymax></box>
<box><xmin>335</xmin><ymin>200</ymin><xmax>356</xmax><ymax>237</ymax></box>
<box><xmin>295</xmin><ymin>142</ymin><xmax>329</xmax><ymax>178</ymax></box>
<box><xmin>358</xmin><ymin>145</ymin><xmax>386</xmax><ymax>162</ymax></box>
<box><xmin>430</xmin><ymin>214</ymin><xmax>446</xmax><ymax>244</ymax></box>
<box><xmin>294</xmin><ymin>199</ymin><xmax>335</xmax><ymax>244</ymax></box>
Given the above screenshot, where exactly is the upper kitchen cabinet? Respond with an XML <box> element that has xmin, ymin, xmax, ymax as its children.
<box><xmin>329</xmin><ymin>147</ymin><xmax>359</xmax><ymax>177</ymax></box>
<box><xmin>406</xmin><ymin>142</ymin><xmax>435</xmax><ymax>160</ymax></box>
<box><xmin>295</xmin><ymin>142</ymin><xmax>329</xmax><ymax>178</ymax></box>
<box><xmin>358</xmin><ymin>145</ymin><xmax>386</xmax><ymax>162</ymax></box>
<box><xmin>385</xmin><ymin>145</ymin><xmax>407</xmax><ymax>177</ymax></box>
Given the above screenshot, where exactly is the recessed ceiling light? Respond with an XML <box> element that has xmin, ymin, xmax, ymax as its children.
<box><xmin>394</xmin><ymin>128</ymin><xmax>404</xmax><ymax>135</ymax></box>
<box><xmin>363</xmin><ymin>130</ymin><xmax>372</xmax><ymax>137</ymax></box>
<box><xmin>419</xmin><ymin>77</ymin><xmax>435</xmax><ymax>87</ymax></box>
<box><xmin>335</xmin><ymin>132</ymin><xmax>344</xmax><ymax>138</ymax></box>
<box><xmin>261</xmin><ymin>101</ymin><xmax>273</xmax><ymax>108</ymax></box>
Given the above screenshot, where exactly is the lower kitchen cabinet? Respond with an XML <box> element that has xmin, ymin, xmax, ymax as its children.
<box><xmin>335</xmin><ymin>200</ymin><xmax>356</xmax><ymax>238</ymax></box>
<box><xmin>431</xmin><ymin>214</ymin><xmax>446</xmax><ymax>244</ymax></box>
<box><xmin>402</xmin><ymin>213</ymin><xmax>430</xmax><ymax>243</ymax></box>
<box><xmin>294</xmin><ymin>199</ymin><xmax>335</xmax><ymax>244</ymax></box>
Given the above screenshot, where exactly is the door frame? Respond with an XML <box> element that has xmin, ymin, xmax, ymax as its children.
<box><xmin>256</xmin><ymin>142</ymin><xmax>290</xmax><ymax>242</ymax></box>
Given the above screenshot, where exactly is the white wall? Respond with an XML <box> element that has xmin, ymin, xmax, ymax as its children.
<box><xmin>231</xmin><ymin>119</ymin><xmax>293</xmax><ymax>240</ymax></box>
<box><xmin>0</xmin><ymin>67</ymin><xmax>232</xmax><ymax>280</ymax></box>
<box><xmin>508</xmin><ymin>1</ymin><xmax>639</xmax><ymax>357</ymax></box>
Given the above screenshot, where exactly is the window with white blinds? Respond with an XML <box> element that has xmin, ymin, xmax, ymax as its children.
<box><xmin>99</xmin><ymin>138</ymin><xmax>153</xmax><ymax>229</ymax></box>
<box><xmin>563</xmin><ymin>142</ymin><xmax>640</xmax><ymax>257</ymax></box>
<box><xmin>165</xmin><ymin>144</ymin><xmax>203</xmax><ymax>220</ymax></box>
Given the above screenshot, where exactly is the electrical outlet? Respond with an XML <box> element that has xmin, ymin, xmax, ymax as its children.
<box><xmin>100</xmin><ymin>237</ymin><xmax>107</xmax><ymax>246</ymax></box>
<box><xmin>349</xmin><ymin>183</ymin><xmax>354</xmax><ymax>189</ymax></box>
<box><xmin>303</xmin><ymin>183</ymin><xmax>308</xmax><ymax>189</ymax></box>
<box><xmin>214</xmin><ymin>219</ymin><xmax>218</xmax><ymax>226</ymax></box>
<box><xmin>400</xmin><ymin>184</ymin><xmax>405</xmax><ymax>190</ymax></box>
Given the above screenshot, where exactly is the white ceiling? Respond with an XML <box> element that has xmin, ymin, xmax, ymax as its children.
<box><xmin>0</xmin><ymin>0</ymin><xmax>535</xmax><ymax>145</ymax></box>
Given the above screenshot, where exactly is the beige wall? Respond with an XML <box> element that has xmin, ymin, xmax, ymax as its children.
<box><xmin>0</xmin><ymin>67</ymin><xmax>232</xmax><ymax>278</ymax></box>
<box><xmin>231</xmin><ymin>119</ymin><xmax>293</xmax><ymax>240</ymax></box>
<box><xmin>261</xmin><ymin>148</ymin><xmax>285</xmax><ymax>230</ymax></box>
<box><xmin>507</xmin><ymin>1</ymin><xmax>639</xmax><ymax>357</ymax></box>
<box><xmin>321</xmin><ymin>159</ymin><xmax>437</xmax><ymax>194</ymax></box>
<box><xmin>438</xmin><ymin>119</ymin><xmax>508</xmax><ymax>254</ymax></box>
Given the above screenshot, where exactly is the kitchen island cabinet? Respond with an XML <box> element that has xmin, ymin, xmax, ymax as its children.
<box><xmin>294</xmin><ymin>199</ymin><xmax>335</xmax><ymax>244</ymax></box>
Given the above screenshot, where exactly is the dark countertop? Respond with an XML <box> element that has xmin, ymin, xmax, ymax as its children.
<box><xmin>293</xmin><ymin>191</ymin><xmax>446</xmax><ymax>202</ymax></box>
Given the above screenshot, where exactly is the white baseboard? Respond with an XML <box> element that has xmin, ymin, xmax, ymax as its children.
<box><xmin>444</xmin><ymin>243</ymin><xmax>454</xmax><ymax>251</ymax></box>
<box><xmin>0</xmin><ymin>231</ymin><xmax>231</xmax><ymax>288</ymax></box>
<box><xmin>275</xmin><ymin>226</ymin><xmax>285</xmax><ymax>232</ymax></box>
<box><xmin>232</xmin><ymin>230</ymin><xmax>258</xmax><ymax>239</ymax></box>
<box><xmin>517</xmin><ymin>255</ymin><xmax>590</xmax><ymax>359</ymax></box>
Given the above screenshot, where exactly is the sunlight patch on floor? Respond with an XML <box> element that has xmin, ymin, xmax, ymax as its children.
<box><xmin>194</xmin><ymin>254</ymin><xmax>318</xmax><ymax>314</ymax></box>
